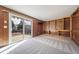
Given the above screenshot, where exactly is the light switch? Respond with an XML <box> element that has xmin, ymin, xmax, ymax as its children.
<box><xmin>4</xmin><ymin>20</ymin><xmax>7</xmax><ymax>23</ymax></box>
<box><xmin>4</xmin><ymin>26</ymin><xmax>7</xmax><ymax>29</ymax></box>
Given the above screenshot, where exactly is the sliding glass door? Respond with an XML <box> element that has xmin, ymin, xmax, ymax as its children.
<box><xmin>11</xmin><ymin>16</ymin><xmax>23</xmax><ymax>44</ymax></box>
<box><xmin>24</xmin><ymin>20</ymin><xmax>31</xmax><ymax>39</ymax></box>
<box><xmin>10</xmin><ymin>16</ymin><xmax>32</xmax><ymax>44</ymax></box>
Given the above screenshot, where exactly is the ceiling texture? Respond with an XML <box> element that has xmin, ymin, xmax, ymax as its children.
<box><xmin>4</xmin><ymin>5</ymin><xmax>79</xmax><ymax>21</ymax></box>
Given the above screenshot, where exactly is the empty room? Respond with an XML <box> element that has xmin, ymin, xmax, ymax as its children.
<box><xmin>0</xmin><ymin>5</ymin><xmax>79</xmax><ymax>54</ymax></box>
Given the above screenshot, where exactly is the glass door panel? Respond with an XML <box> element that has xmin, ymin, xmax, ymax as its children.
<box><xmin>10</xmin><ymin>16</ymin><xmax>32</xmax><ymax>44</ymax></box>
<box><xmin>11</xmin><ymin>16</ymin><xmax>23</xmax><ymax>44</ymax></box>
<box><xmin>24</xmin><ymin>20</ymin><xmax>31</xmax><ymax>39</ymax></box>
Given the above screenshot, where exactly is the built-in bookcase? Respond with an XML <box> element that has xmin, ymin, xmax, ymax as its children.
<box><xmin>43</xmin><ymin>17</ymin><xmax>72</xmax><ymax>37</ymax></box>
<box><xmin>59</xmin><ymin>17</ymin><xmax>71</xmax><ymax>37</ymax></box>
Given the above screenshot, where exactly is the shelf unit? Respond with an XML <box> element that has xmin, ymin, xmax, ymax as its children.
<box><xmin>43</xmin><ymin>17</ymin><xmax>72</xmax><ymax>37</ymax></box>
<box><xmin>59</xmin><ymin>17</ymin><xmax>71</xmax><ymax>37</ymax></box>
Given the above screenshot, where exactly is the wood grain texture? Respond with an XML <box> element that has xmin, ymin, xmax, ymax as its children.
<box><xmin>0</xmin><ymin>11</ymin><xmax>9</xmax><ymax>47</ymax></box>
<box><xmin>70</xmin><ymin>16</ymin><xmax>72</xmax><ymax>39</ymax></box>
<box><xmin>64</xmin><ymin>17</ymin><xmax>70</xmax><ymax>30</ymax></box>
<box><xmin>72</xmin><ymin>8</ymin><xmax>79</xmax><ymax>46</ymax></box>
<box><xmin>55</xmin><ymin>19</ymin><xmax>64</xmax><ymax>30</ymax></box>
<box><xmin>72</xmin><ymin>16</ymin><xmax>79</xmax><ymax>46</ymax></box>
<box><xmin>50</xmin><ymin>20</ymin><xmax>55</xmax><ymax>32</ymax></box>
<box><xmin>32</xmin><ymin>20</ymin><xmax>43</xmax><ymax>37</ymax></box>
<box><xmin>43</xmin><ymin>21</ymin><xmax>50</xmax><ymax>34</ymax></box>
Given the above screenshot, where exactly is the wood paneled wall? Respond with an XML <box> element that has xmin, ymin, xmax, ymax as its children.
<box><xmin>64</xmin><ymin>18</ymin><xmax>70</xmax><ymax>30</ymax></box>
<box><xmin>32</xmin><ymin>20</ymin><xmax>43</xmax><ymax>37</ymax></box>
<box><xmin>0</xmin><ymin>11</ymin><xmax>9</xmax><ymax>47</ymax></box>
<box><xmin>72</xmin><ymin>8</ymin><xmax>79</xmax><ymax>45</ymax></box>
<box><xmin>50</xmin><ymin>20</ymin><xmax>56</xmax><ymax>35</ymax></box>
<box><xmin>55</xmin><ymin>19</ymin><xmax>64</xmax><ymax>30</ymax></box>
<box><xmin>43</xmin><ymin>21</ymin><xmax>50</xmax><ymax>34</ymax></box>
<box><xmin>43</xmin><ymin>18</ymin><xmax>71</xmax><ymax>37</ymax></box>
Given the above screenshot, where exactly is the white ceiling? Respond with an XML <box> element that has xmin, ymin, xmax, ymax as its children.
<box><xmin>4</xmin><ymin>5</ymin><xmax>79</xmax><ymax>21</ymax></box>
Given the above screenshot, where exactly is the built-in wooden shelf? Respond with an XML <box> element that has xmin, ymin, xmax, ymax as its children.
<box><xmin>43</xmin><ymin>16</ymin><xmax>72</xmax><ymax>37</ymax></box>
<box><xmin>56</xmin><ymin>30</ymin><xmax>70</xmax><ymax>32</ymax></box>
